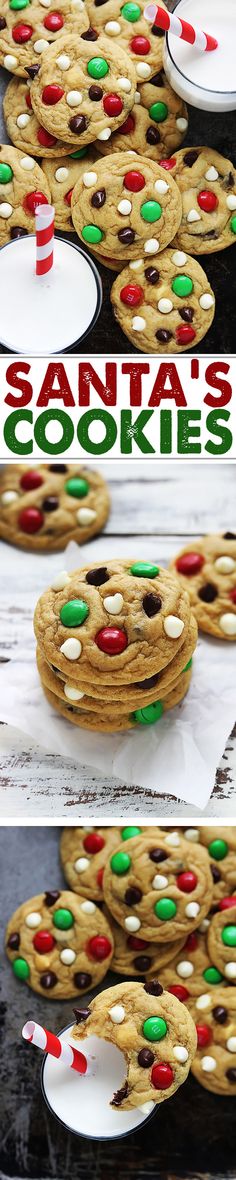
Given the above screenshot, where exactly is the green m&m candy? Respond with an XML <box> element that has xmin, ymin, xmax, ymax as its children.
<box><xmin>87</xmin><ymin>57</ymin><xmax>109</xmax><ymax>79</ymax></box>
<box><xmin>143</xmin><ymin>1016</ymin><xmax>167</xmax><ymax>1041</ymax></box>
<box><xmin>69</xmin><ymin>148</ymin><xmax>88</xmax><ymax>159</ymax></box>
<box><xmin>121</xmin><ymin>1</ymin><xmax>141</xmax><ymax>17</ymax></box>
<box><xmin>203</xmin><ymin>966</ymin><xmax>223</xmax><ymax>984</ymax></box>
<box><xmin>13</xmin><ymin>957</ymin><xmax>30</xmax><ymax>980</ymax></box>
<box><xmin>172</xmin><ymin>274</ymin><xmax>193</xmax><ymax>297</ymax></box>
<box><xmin>231</xmin><ymin>216</ymin><xmax>236</xmax><ymax>234</ymax></box>
<box><xmin>149</xmin><ymin>102</ymin><xmax>168</xmax><ymax>122</ymax></box>
<box><xmin>82</xmin><ymin>225</ymin><xmax>104</xmax><ymax>244</ymax></box>
<box><xmin>130</xmin><ymin>562</ymin><xmax>159</xmax><ymax>577</ymax></box>
<box><xmin>133</xmin><ymin>701</ymin><xmax>163</xmax><ymax>725</ymax></box>
<box><xmin>155</xmin><ymin>897</ymin><xmax>177</xmax><ymax>920</ymax></box>
<box><xmin>140</xmin><ymin>200</ymin><xmax>162</xmax><ymax>222</ymax></box>
<box><xmin>183</xmin><ymin>658</ymin><xmax>192</xmax><ymax>672</ymax></box>
<box><xmin>53</xmin><ymin>908</ymin><xmax>74</xmax><ymax>930</ymax></box>
<box><xmin>222</xmin><ymin>924</ymin><xmax>236</xmax><ymax>947</ymax></box>
<box><xmin>60</xmin><ymin>599</ymin><xmax>89</xmax><ymax>627</ymax></box>
<box><xmin>208</xmin><ymin>838</ymin><xmax>228</xmax><ymax>860</ymax></box>
<box><xmin>0</xmin><ymin>162</ymin><xmax>13</xmax><ymax>184</ymax></box>
<box><xmin>65</xmin><ymin>477</ymin><xmax>89</xmax><ymax>498</ymax></box>
<box><xmin>121</xmin><ymin>826</ymin><xmax>141</xmax><ymax>839</ymax></box>
<box><xmin>10</xmin><ymin>0</ymin><xmax>29</xmax><ymax>7</ymax></box>
<box><xmin>110</xmin><ymin>851</ymin><xmax>131</xmax><ymax>875</ymax></box>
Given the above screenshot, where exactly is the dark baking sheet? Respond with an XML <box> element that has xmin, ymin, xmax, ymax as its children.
<box><xmin>0</xmin><ymin>66</ymin><xmax>235</xmax><ymax>356</ymax></box>
<box><xmin>1</xmin><ymin>825</ymin><xmax>236</xmax><ymax>1180</ymax></box>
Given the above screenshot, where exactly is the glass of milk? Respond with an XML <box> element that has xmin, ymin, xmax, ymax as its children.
<box><xmin>164</xmin><ymin>0</ymin><xmax>236</xmax><ymax>111</ymax></box>
<box><xmin>0</xmin><ymin>236</ymin><xmax>102</xmax><ymax>355</ymax></box>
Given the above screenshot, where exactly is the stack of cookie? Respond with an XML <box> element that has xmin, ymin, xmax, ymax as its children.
<box><xmin>34</xmin><ymin>557</ymin><xmax>198</xmax><ymax>731</ymax></box>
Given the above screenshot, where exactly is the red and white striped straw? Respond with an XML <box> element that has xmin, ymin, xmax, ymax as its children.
<box><xmin>35</xmin><ymin>203</ymin><xmax>55</xmax><ymax>277</ymax></box>
<box><xmin>22</xmin><ymin>1021</ymin><xmax>92</xmax><ymax>1075</ymax></box>
<box><xmin>144</xmin><ymin>4</ymin><xmax>218</xmax><ymax>51</ymax></box>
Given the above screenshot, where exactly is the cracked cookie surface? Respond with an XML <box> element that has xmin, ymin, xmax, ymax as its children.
<box><xmin>30</xmin><ymin>33</ymin><xmax>136</xmax><ymax>145</ymax></box>
<box><xmin>71</xmin><ymin>150</ymin><xmax>182</xmax><ymax>259</ymax></box>
<box><xmin>0</xmin><ymin>0</ymin><xmax>88</xmax><ymax>77</ymax></box>
<box><xmin>6</xmin><ymin>889</ymin><xmax>114</xmax><ymax>997</ymax></box>
<box><xmin>111</xmin><ymin>247</ymin><xmax>215</xmax><ymax>352</ymax></box>
<box><xmin>103</xmin><ymin>831</ymin><xmax>213</xmax><ymax>940</ymax></box>
<box><xmin>0</xmin><ymin>463</ymin><xmax>110</xmax><ymax>550</ymax></box>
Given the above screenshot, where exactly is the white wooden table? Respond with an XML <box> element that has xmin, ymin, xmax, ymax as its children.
<box><xmin>0</xmin><ymin>460</ymin><xmax>235</xmax><ymax>818</ymax></box>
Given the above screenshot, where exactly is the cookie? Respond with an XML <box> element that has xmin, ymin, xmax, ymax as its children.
<box><xmin>38</xmin><ymin>664</ymin><xmax>192</xmax><ymax>730</ymax></box>
<box><xmin>3</xmin><ymin>77</ymin><xmax>74</xmax><ymax>156</ymax></box>
<box><xmin>207</xmin><ymin>903</ymin><xmax>236</xmax><ymax>983</ymax></box>
<box><xmin>5</xmin><ymin>889</ymin><xmax>114</xmax><ymax>998</ymax></box>
<box><xmin>190</xmin><ymin>988</ymin><xmax>236</xmax><ymax>1095</ymax></box>
<box><xmin>160</xmin><ymin>147</ymin><xmax>236</xmax><ymax>255</ymax></box>
<box><xmin>30</xmin><ymin>33</ymin><xmax>136</xmax><ymax>146</ymax></box>
<box><xmin>60</xmin><ymin>826</ymin><xmax>121</xmax><ymax>899</ymax></box>
<box><xmin>42</xmin><ymin>148</ymin><xmax>99</xmax><ymax>228</ymax></box>
<box><xmin>72</xmin><ymin>979</ymin><xmax>197</xmax><ymax>1109</ymax></box>
<box><xmin>86</xmin><ymin>0</ymin><xmax>168</xmax><ymax>83</ymax></box>
<box><xmin>71</xmin><ymin>151</ymin><xmax>182</xmax><ymax>259</ymax></box>
<box><xmin>0</xmin><ymin>0</ymin><xmax>89</xmax><ymax>78</ymax></box>
<box><xmin>103</xmin><ymin>832</ymin><xmax>213</xmax><ymax>941</ymax></box>
<box><xmin>159</xmin><ymin>926</ymin><xmax>227</xmax><ymax>1003</ymax></box>
<box><xmin>96</xmin><ymin>91</ymin><xmax>187</xmax><ymax>162</ymax></box>
<box><xmin>34</xmin><ymin>559</ymin><xmax>192</xmax><ymax>684</ymax></box>
<box><xmin>170</xmin><ymin>533</ymin><xmax>236</xmax><ymax>639</ymax></box>
<box><xmin>0</xmin><ymin>463</ymin><xmax>110</xmax><ymax>550</ymax></box>
<box><xmin>184</xmin><ymin>827</ymin><xmax>236</xmax><ymax>902</ymax></box>
<box><xmin>0</xmin><ymin>144</ymin><xmax>50</xmax><ymax>245</ymax></box>
<box><xmin>105</xmin><ymin>906</ymin><xmax>186</xmax><ymax>978</ymax></box>
<box><xmin>111</xmin><ymin>248</ymin><xmax>215</xmax><ymax>352</ymax></box>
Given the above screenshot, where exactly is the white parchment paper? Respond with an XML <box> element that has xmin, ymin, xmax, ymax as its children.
<box><xmin>0</xmin><ymin>540</ymin><xmax>235</xmax><ymax>807</ymax></box>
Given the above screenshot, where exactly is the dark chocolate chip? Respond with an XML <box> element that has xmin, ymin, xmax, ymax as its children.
<box><xmin>211</xmin><ymin>865</ymin><xmax>221</xmax><ymax>883</ymax></box>
<box><xmin>156</xmin><ymin>329</ymin><xmax>172</xmax><ymax>343</ymax></box>
<box><xmin>145</xmin><ymin>266</ymin><xmax>159</xmax><ymax>284</ymax></box>
<box><xmin>151</xmin><ymin>24</ymin><xmax>164</xmax><ymax>34</ymax></box>
<box><xmin>144</xmin><ymin>979</ymin><xmax>163</xmax><ymax>995</ymax></box>
<box><xmin>183</xmin><ymin>150</ymin><xmax>199</xmax><ymax>166</ymax></box>
<box><xmin>48</xmin><ymin>464</ymin><xmax>68</xmax><ymax>472</ymax></box>
<box><xmin>7</xmin><ymin>932</ymin><xmax>20</xmax><ymax>950</ymax></box>
<box><xmin>149</xmin><ymin>848</ymin><xmax>167</xmax><ymax>863</ymax></box>
<box><xmin>179</xmin><ymin>306</ymin><xmax>194</xmax><ymax>323</ymax></box>
<box><xmin>212</xmin><ymin>1005</ymin><xmax>228</xmax><ymax>1024</ymax></box>
<box><xmin>69</xmin><ymin>115</ymin><xmax>87</xmax><ymax>134</ymax></box>
<box><xmin>88</xmin><ymin>84</ymin><xmax>103</xmax><ymax>100</ymax></box>
<box><xmin>124</xmin><ymin>886</ymin><xmax>142</xmax><ymax>905</ymax></box>
<box><xmin>135</xmin><ymin>673</ymin><xmax>159</xmax><ymax>691</ymax></box>
<box><xmin>40</xmin><ymin>971</ymin><xmax>57</xmax><ymax>989</ymax></box>
<box><xmin>26</xmin><ymin>64</ymin><xmax>40</xmax><ymax>78</ymax></box>
<box><xmin>198</xmin><ymin>583</ymin><xmax>218</xmax><ymax>603</ymax></box>
<box><xmin>138</xmin><ymin>1047</ymin><xmax>155</xmax><ymax>1066</ymax></box>
<box><xmin>134</xmin><ymin>955</ymin><xmax>152</xmax><ymax>972</ymax></box>
<box><xmin>74</xmin><ymin>972</ymin><xmax>92</xmax><ymax>988</ymax></box>
<box><xmin>81</xmin><ymin>26</ymin><xmax>98</xmax><ymax>38</ymax></box>
<box><xmin>73</xmin><ymin>1007</ymin><xmax>91</xmax><ymax>1022</ymax></box>
<box><xmin>200</xmin><ymin>229</ymin><xmax>219</xmax><ymax>240</ymax></box>
<box><xmin>92</xmin><ymin>187</ymin><xmax>106</xmax><ymax>209</ymax></box>
<box><xmin>222</xmin><ymin>172</ymin><xmax>235</xmax><ymax>190</ymax></box>
<box><xmin>150</xmin><ymin>70</ymin><xmax>165</xmax><ymax>85</ymax></box>
<box><xmin>146</xmin><ymin>126</ymin><xmax>160</xmax><ymax>145</ymax></box>
<box><xmin>143</xmin><ymin>593</ymin><xmax>162</xmax><ymax>618</ymax></box>
<box><xmin>44</xmin><ymin>890</ymin><xmax>61</xmax><ymax>906</ymax></box>
<box><xmin>10</xmin><ymin>226</ymin><xmax>28</xmax><ymax>239</ymax></box>
<box><xmin>112</xmin><ymin>1081</ymin><xmax>128</xmax><ymax>1106</ymax></box>
<box><xmin>0</xmin><ymin>17</ymin><xmax>6</xmax><ymax>27</ymax></box>
<box><xmin>223</xmin><ymin>531</ymin><xmax>236</xmax><ymax>539</ymax></box>
<box><xmin>226</xmin><ymin>1068</ymin><xmax>236</xmax><ymax>1082</ymax></box>
<box><xmin>118</xmin><ymin>227</ymin><xmax>135</xmax><ymax>245</ymax></box>
<box><xmin>42</xmin><ymin>496</ymin><xmax>59</xmax><ymax>512</ymax></box>
<box><xmin>86</xmin><ymin>566</ymin><xmax>109</xmax><ymax>586</ymax></box>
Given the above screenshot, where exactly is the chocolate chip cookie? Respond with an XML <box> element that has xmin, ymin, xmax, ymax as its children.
<box><xmin>111</xmin><ymin>248</ymin><xmax>215</xmax><ymax>351</ymax></box>
<box><xmin>190</xmin><ymin>988</ymin><xmax>236</xmax><ymax>1094</ymax></box>
<box><xmin>0</xmin><ymin>463</ymin><xmax>110</xmax><ymax>550</ymax></box>
<box><xmin>0</xmin><ymin>0</ymin><xmax>89</xmax><ymax>78</ymax></box>
<box><xmin>71</xmin><ymin>151</ymin><xmax>182</xmax><ymax>259</ymax></box>
<box><xmin>103</xmin><ymin>832</ymin><xmax>213</xmax><ymax>941</ymax></box>
<box><xmin>3</xmin><ymin>76</ymin><xmax>73</xmax><ymax>156</ymax></box>
<box><xmin>6</xmin><ymin>889</ymin><xmax>114</xmax><ymax>997</ymax></box>
<box><xmin>0</xmin><ymin>144</ymin><xmax>50</xmax><ymax>244</ymax></box>
<box><xmin>96</xmin><ymin>86</ymin><xmax>188</xmax><ymax>162</ymax></box>
<box><xmin>30</xmin><ymin>33</ymin><xmax>136</xmax><ymax>145</ymax></box>
<box><xmin>38</xmin><ymin>663</ymin><xmax>192</xmax><ymax>730</ymax></box>
<box><xmin>208</xmin><ymin>903</ymin><xmax>236</xmax><ymax>983</ymax></box>
<box><xmin>161</xmin><ymin>147</ymin><xmax>236</xmax><ymax>254</ymax></box>
<box><xmin>170</xmin><ymin>533</ymin><xmax>236</xmax><ymax>639</ymax></box>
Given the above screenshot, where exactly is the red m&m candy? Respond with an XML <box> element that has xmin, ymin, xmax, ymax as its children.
<box><xmin>37</xmin><ymin>127</ymin><xmax>57</xmax><ymax>147</ymax></box>
<box><xmin>159</xmin><ymin>158</ymin><xmax>176</xmax><ymax>170</ymax></box>
<box><xmin>127</xmin><ymin>935</ymin><xmax>149</xmax><ymax>950</ymax></box>
<box><xmin>124</xmin><ymin>169</ymin><xmax>145</xmax><ymax>192</ymax></box>
<box><xmin>18</xmin><ymin>507</ymin><xmax>44</xmax><ymax>534</ymax></box>
<box><xmin>196</xmin><ymin>1024</ymin><xmax>212</xmax><ymax>1048</ymax></box>
<box><xmin>20</xmin><ymin>469</ymin><xmax>43</xmax><ymax>491</ymax></box>
<box><xmin>23</xmin><ymin>191</ymin><xmax>48</xmax><ymax>214</ymax></box>
<box><xmin>197</xmin><ymin>190</ymin><xmax>218</xmax><ymax>213</ymax></box>
<box><xmin>87</xmin><ymin>935</ymin><xmax>112</xmax><ymax>960</ymax></box>
<box><xmin>176</xmin><ymin>871</ymin><xmax>198</xmax><ymax>893</ymax></box>
<box><xmin>176</xmin><ymin>552</ymin><xmax>205</xmax><ymax>576</ymax></box>
<box><xmin>151</xmin><ymin>1062</ymin><xmax>174</xmax><ymax>1089</ymax></box>
<box><xmin>33</xmin><ymin>930</ymin><xmax>55</xmax><ymax>953</ymax></box>
<box><xmin>103</xmin><ymin>93</ymin><xmax>123</xmax><ymax>116</ymax></box>
<box><xmin>12</xmin><ymin>22</ymin><xmax>33</xmax><ymax>41</ymax></box>
<box><xmin>97</xmin><ymin>867</ymin><xmax>104</xmax><ymax>888</ymax></box>
<box><xmin>26</xmin><ymin>91</ymin><xmax>32</xmax><ymax>110</ymax></box>
<box><xmin>175</xmin><ymin>324</ymin><xmax>196</xmax><ymax>345</ymax></box>
<box><xmin>184</xmin><ymin>932</ymin><xmax>198</xmax><ymax>952</ymax></box>
<box><xmin>130</xmin><ymin>34</ymin><xmax>150</xmax><ymax>52</ymax></box>
<box><xmin>120</xmin><ymin>283</ymin><xmax>144</xmax><ymax>307</ymax></box>
<box><xmin>83</xmin><ymin>832</ymin><xmax>105</xmax><ymax>854</ymax></box>
<box><xmin>42</xmin><ymin>84</ymin><xmax>65</xmax><ymax>104</ymax></box>
<box><xmin>95</xmin><ymin>627</ymin><xmax>128</xmax><ymax>655</ymax></box>
<box><xmin>120</xmin><ymin>114</ymin><xmax>135</xmax><ymax>134</ymax></box>
<box><xmin>167</xmin><ymin>984</ymin><xmax>189</xmax><ymax>1002</ymax></box>
<box><xmin>219</xmin><ymin>896</ymin><xmax>236</xmax><ymax>910</ymax></box>
<box><xmin>44</xmin><ymin>11</ymin><xmax>64</xmax><ymax>29</ymax></box>
<box><xmin>64</xmin><ymin>188</ymin><xmax>73</xmax><ymax>206</ymax></box>
<box><xmin>229</xmin><ymin>589</ymin><xmax>236</xmax><ymax>604</ymax></box>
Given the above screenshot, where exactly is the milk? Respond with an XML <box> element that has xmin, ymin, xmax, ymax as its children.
<box><xmin>164</xmin><ymin>0</ymin><xmax>236</xmax><ymax>110</ymax></box>
<box><xmin>0</xmin><ymin>236</ymin><xmax>102</xmax><ymax>354</ymax></box>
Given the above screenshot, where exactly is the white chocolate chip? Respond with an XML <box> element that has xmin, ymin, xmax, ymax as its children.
<box><xmin>198</xmin><ymin>918</ymin><xmax>210</xmax><ymax>932</ymax></box>
<box><xmin>185</xmin><ymin>902</ymin><xmax>200</xmax><ymax>919</ymax></box>
<box><xmin>205</xmin><ymin>166</ymin><xmax>219</xmax><ymax>181</ymax></box>
<box><xmin>176</xmin><ymin>960</ymin><xmax>194</xmax><ymax>978</ymax></box>
<box><xmin>34</xmin><ymin>38</ymin><xmax>49</xmax><ymax>51</ymax></box>
<box><xmin>118</xmin><ymin>198</ymin><xmax>132</xmax><ymax>215</ymax></box>
<box><xmin>39</xmin><ymin>0</ymin><xmax>51</xmax><ymax>6</ymax></box>
<box><xmin>55</xmin><ymin>167</ymin><xmax>69</xmax><ymax>183</ymax></box>
<box><xmin>219</xmin><ymin>613</ymin><xmax>236</xmax><ymax>636</ymax></box>
<box><xmin>144</xmin><ymin>238</ymin><xmax>159</xmax><ymax>253</ymax></box>
<box><xmin>172</xmin><ymin>250</ymin><xmax>187</xmax><ymax>266</ymax></box>
<box><xmin>97</xmin><ymin>128</ymin><xmax>111</xmax><ymax>141</ymax></box>
<box><xmin>199</xmin><ymin>293</ymin><xmax>214</xmax><ymax>310</ymax></box>
<box><xmin>215</xmin><ymin>555</ymin><xmax>235</xmax><ymax>574</ymax></box>
<box><xmin>105</xmin><ymin>19</ymin><xmax>121</xmax><ymax>32</ymax></box>
<box><xmin>165</xmin><ymin>831</ymin><xmax>180</xmax><ymax>847</ymax></box>
<box><xmin>66</xmin><ymin>90</ymin><xmax>82</xmax><ymax>107</ymax></box>
<box><xmin>56</xmin><ymin>53</ymin><xmax>71</xmax><ymax>69</ymax></box>
<box><xmin>72</xmin><ymin>0</ymin><xmax>85</xmax><ymax>7</ymax></box>
<box><xmin>104</xmin><ymin>593</ymin><xmax>124</xmax><ymax>615</ymax></box>
<box><xmin>77</xmin><ymin>507</ymin><xmax>97</xmax><ymax>525</ymax></box>
<box><xmin>60</xmin><ymin>948</ymin><xmax>76</xmax><ymax>965</ymax></box>
<box><xmin>51</xmin><ymin>570</ymin><xmax>70</xmax><ymax>591</ymax></box>
<box><xmin>108</xmin><ymin>1004</ymin><xmax>125</xmax><ymax>1023</ymax></box>
<box><xmin>134</xmin><ymin>90</ymin><xmax>141</xmax><ymax>103</ymax></box>
<box><xmin>74</xmin><ymin>856</ymin><xmax>90</xmax><ymax>872</ymax></box>
<box><xmin>196</xmin><ymin>994</ymin><xmax>211</xmax><ymax>1010</ymax></box>
<box><xmin>139</xmin><ymin>1101</ymin><xmax>155</xmax><ymax>1114</ymax></box>
<box><xmin>1</xmin><ymin>490</ymin><xmax>18</xmax><ymax>504</ymax></box>
<box><xmin>152</xmin><ymin>874</ymin><xmax>168</xmax><ymax>889</ymax></box>
<box><xmin>83</xmin><ymin>170</ymin><xmax>98</xmax><ymax>187</ymax></box>
<box><xmin>187</xmin><ymin>208</ymin><xmax>201</xmax><ymax>222</ymax></box>
<box><xmin>225</xmin><ymin>962</ymin><xmax>236</xmax><ymax>979</ymax></box>
<box><xmin>20</xmin><ymin>156</ymin><xmax>35</xmax><ymax>170</ymax></box>
<box><xmin>80</xmin><ymin>900</ymin><xmax>96</xmax><ymax>914</ymax></box>
<box><xmin>164</xmin><ymin>615</ymin><xmax>184</xmax><ymax>639</ymax></box>
<box><xmin>158</xmin><ymin>298</ymin><xmax>173</xmax><ymax>314</ymax></box>
<box><xmin>201</xmin><ymin>1056</ymin><xmax>216</xmax><ymax>1073</ymax></box>
<box><xmin>118</xmin><ymin>76</ymin><xmax>132</xmax><ymax>91</ymax></box>
<box><xmin>132</xmin><ymin>316</ymin><xmax>146</xmax><ymax>331</ymax></box>
<box><xmin>124</xmin><ymin>916</ymin><xmax>141</xmax><ymax>932</ymax></box>
<box><xmin>184</xmin><ymin>828</ymin><xmax>199</xmax><ymax>842</ymax></box>
<box><xmin>129</xmin><ymin>258</ymin><xmax>143</xmax><ymax>270</ymax></box>
<box><xmin>227</xmin><ymin>1037</ymin><xmax>236</xmax><ymax>1052</ymax></box>
<box><xmin>136</xmin><ymin>62</ymin><xmax>151</xmax><ymax>78</ymax></box>
<box><xmin>4</xmin><ymin>55</ymin><xmax>17</xmax><ymax>69</ymax></box>
<box><xmin>226</xmin><ymin>194</ymin><xmax>236</xmax><ymax>210</ymax></box>
<box><xmin>176</xmin><ymin>117</ymin><xmax>188</xmax><ymax>132</ymax></box>
<box><xmin>154</xmin><ymin>179</ymin><xmax>169</xmax><ymax>195</ymax></box>
<box><xmin>17</xmin><ymin>113</ymin><xmax>31</xmax><ymax>128</ymax></box>
<box><xmin>0</xmin><ymin>203</ymin><xmax>12</xmax><ymax>218</ymax></box>
<box><xmin>173</xmin><ymin>1045</ymin><xmax>189</xmax><ymax>1063</ymax></box>
<box><xmin>25</xmin><ymin>911</ymin><xmax>41</xmax><ymax>928</ymax></box>
<box><xmin>64</xmin><ymin>684</ymin><xmax>84</xmax><ymax>701</ymax></box>
<box><xmin>60</xmin><ymin>638</ymin><xmax>82</xmax><ymax>660</ymax></box>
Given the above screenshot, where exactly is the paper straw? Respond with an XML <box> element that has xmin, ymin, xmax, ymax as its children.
<box><xmin>144</xmin><ymin>4</ymin><xmax>218</xmax><ymax>51</ymax></box>
<box><xmin>35</xmin><ymin>204</ymin><xmax>55</xmax><ymax>276</ymax></box>
<box><xmin>22</xmin><ymin>1020</ymin><xmax>92</xmax><ymax>1075</ymax></box>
